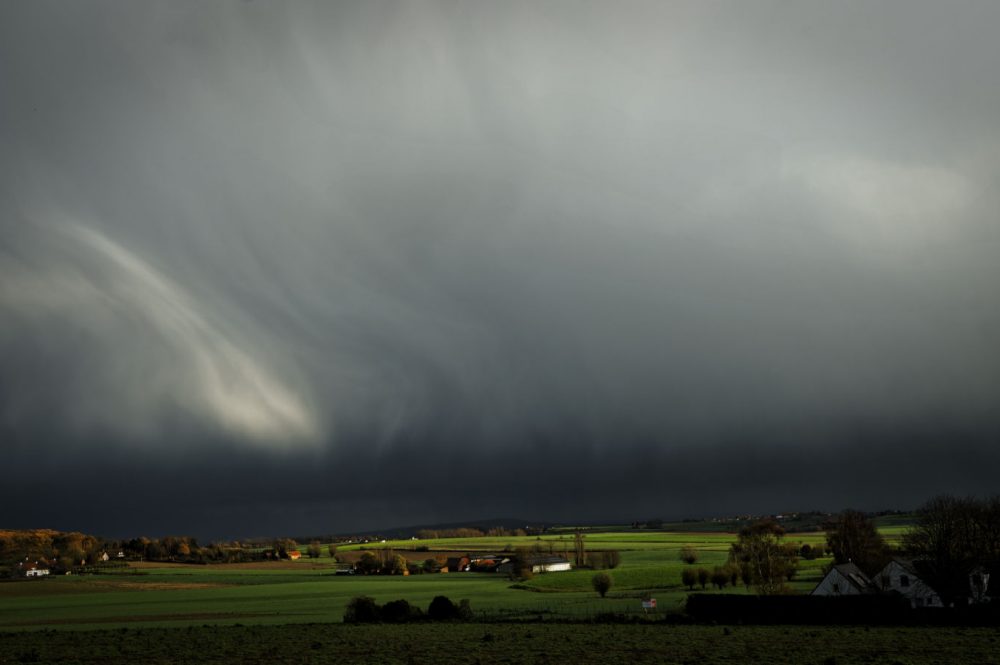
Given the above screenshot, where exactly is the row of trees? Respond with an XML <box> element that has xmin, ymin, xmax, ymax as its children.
<box><xmin>344</xmin><ymin>595</ymin><xmax>473</xmax><ymax>623</ymax></box>
<box><xmin>681</xmin><ymin>566</ymin><xmax>742</xmax><ymax>590</ymax></box>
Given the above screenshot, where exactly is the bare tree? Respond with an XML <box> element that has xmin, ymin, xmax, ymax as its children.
<box><xmin>573</xmin><ymin>532</ymin><xmax>586</xmax><ymax>568</ymax></box>
<box><xmin>824</xmin><ymin>510</ymin><xmax>889</xmax><ymax>575</ymax></box>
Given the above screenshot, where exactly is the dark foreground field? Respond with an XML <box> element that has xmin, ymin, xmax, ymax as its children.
<box><xmin>2</xmin><ymin>623</ymin><xmax>998</xmax><ymax>665</ymax></box>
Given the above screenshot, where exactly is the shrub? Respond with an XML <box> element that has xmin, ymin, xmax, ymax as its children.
<box><xmin>602</xmin><ymin>550</ymin><xmax>621</xmax><ymax>569</ymax></box>
<box><xmin>381</xmin><ymin>599</ymin><xmax>413</xmax><ymax>623</ymax></box>
<box><xmin>679</xmin><ymin>546</ymin><xmax>699</xmax><ymax>565</ymax></box>
<box><xmin>428</xmin><ymin>595</ymin><xmax>460</xmax><ymax>621</ymax></box>
<box><xmin>592</xmin><ymin>572</ymin><xmax>613</xmax><ymax>598</ymax></box>
<box><xmin>697</xmin><ymin>568</ymin><xmax>709</xmax><ymax>589</ymax></box>
<box><xmin>344</xmin><ymin>596</ymin><xmax>381</xmax><ymax>623</ymax></box>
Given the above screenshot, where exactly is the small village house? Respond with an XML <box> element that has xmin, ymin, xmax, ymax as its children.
<box><xmin>873</xmin><ymin>560</ymin><xmax>945</xmax><ymax>608</ymax></box>
<box><xmin>811</xmin><ymin>562</ymin><xmax>876</xmax><ymax>597</ymax></box>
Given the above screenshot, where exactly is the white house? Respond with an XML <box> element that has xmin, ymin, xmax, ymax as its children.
<box><xmin>530</xmin><ymin>556</ymin><xmax>572</xmax><ymax>573</ymax></box>
<box><xmin>25</xmin><ymin>568</ymin><xmax>50</xmax><ymax>577</ymax></box>
<box><xmin>811</xmin><ymin>562</ymin><xmax>875</xmax><ymax>596</ymax></box>
<box><xmin>496</xmin><ymin>555</ymin><xmax>572</xmax><ymax>574</ymax></box>
<box><xmin>873</xmin><ymin>559</ymin><xmax>945</xmax><ymax>608</ymax></box>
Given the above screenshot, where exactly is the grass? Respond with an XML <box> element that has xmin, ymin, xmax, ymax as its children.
<box><xmin>1</xmin><ymin>622</ymin><xmax>996</xmax><ymax>664</ymax></box>
<box><xmin>0</xmin><ymin>527</ymin><xmax>883</xmax><ymax>632</ymax></box>
<box><xmin>0</xmin><ymin>531</ymin><xmax>836</xmax><ymax>632</ymax></box>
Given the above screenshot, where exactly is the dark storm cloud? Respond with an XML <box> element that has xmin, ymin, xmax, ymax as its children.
<box><xmin>2</xmin><ymin>1</ymin><xmax>999</xmax><ymax>538</ymax></box>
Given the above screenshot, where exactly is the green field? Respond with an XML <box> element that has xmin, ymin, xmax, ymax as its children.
<box><xmin>0</xmin><ymin>530</ymin><xmax>835</xmax><ymax>632</ymax></box>
<box><xmin>6</xmin><ymin>524</ymin><xmax>984</xmax><ymax>664</ymax></box>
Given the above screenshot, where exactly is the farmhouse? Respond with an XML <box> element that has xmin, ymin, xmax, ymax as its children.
<box><xmin>873</xmin><ymin>559</ymin><xmax>945</xmax><ymax>608</ymax></box>
<box><xmin>811</xmin><ymin>562</ymin><xmax>876</xmax><ymax>597</ymax></box>
<box><xmin>287</xmin><ymin>550</ymin><xmax>302</xmax><ymax>560</ymax></box>
<box><xmin>25</xmin><ymin>567</ymin><xmax>50</xmax><ymax>577</ymax></box>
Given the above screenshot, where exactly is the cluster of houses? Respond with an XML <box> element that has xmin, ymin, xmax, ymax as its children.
<box><xmin>16</xmin><ymin>550</ymin><xmax>127</xmax><ymax>577</ymax></box>
<box><xmin>813</xmin><ymin>559</ymin><xmax>996</xmax><ymax>608</ymax></box>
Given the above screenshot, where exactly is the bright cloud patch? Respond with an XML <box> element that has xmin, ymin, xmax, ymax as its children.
<box><xmin>1</xmin><ymin>223</ymin><xmax>320</xmax><ymax>447</ymax></box>
<box><xmin>782</xmin><ymin>150</ymin><xmax>971</xmax><ymax>251</ymax></box>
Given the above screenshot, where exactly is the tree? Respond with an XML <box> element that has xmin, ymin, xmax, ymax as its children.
<box><xmin>573</xmin><ymin>533</ymin><xmax>586</xmax><ymax>568</ymax></box>
<box><xmin>327</xmin><ymin>544</ymin><xmax>338</xmax><ymax>559</ymax></box>
<box><xmin>824</xmin><ymin>510</ymin><xmax>889</xmax><ymax>575</ymax></box>
<box><xmin>307</xmin><ymin>542</ymin><xmax>322</xmax><ymax>559</ymax></box>
<box><xmin>385</xmin><ymin>554</ymin><xmax>408</xmax><ymax>575</ymax></box>
<box><xmin>356</xmin><ymin>551</ymin><xmax>380</xmax><ymax>575</ymax></box>
<box><xmin>422</xmin><ymin>557</ymin><xmax>439</xmax><ymax>573</ymax></box>
<box><xmin>697</xmin><ymin>568</ymin><xmax>709</xmax><ymax>589</ymax></box>
<box><xmin>681</xmin><ymin>568</ymin><xmax>697</xmax><ymax>590</ymax></box>
<box><xmin>592</xmin><ymin>572</ymin><xmax>612</xmax><ymax>598</ymax></box>
<box><xmin>509</xmin><ymin>547</ymin><xmax>534</xmax><ymax>580</ymax></box>
<box><xmin>710</xmin><ymin>567</ymin><xmax>729</xmax><ymax>590</ymax></box>
<box><xmin>602</xmin><ymin>550</ymin><xmax>621</xmax><ymax>569</ymax></box>
<box><xmin>679</xmin><ymin>546</ymin><xmax>699</xmax><ymax>565</ymax></box>
<box><xmin>728</xmin><ymin>519</ymin><xmax>797</xmax><ymax>595</ymax></box>
<box><xmin>904</xmin><ymin>495</ymin><xmax>1000</xmax><ymax>573</ymax></box>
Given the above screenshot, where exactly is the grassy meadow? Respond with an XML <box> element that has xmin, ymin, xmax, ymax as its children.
<box><xmin>7</xmin><ymin>521</ymin><xmax>989</xmax><ymax>664</ymax></box>
<box><xmin>0</xmin><ymin>528</ymin><xmax>834</xmax><ymax>631</ymax></box>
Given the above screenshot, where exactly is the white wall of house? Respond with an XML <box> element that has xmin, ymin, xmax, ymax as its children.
<box><xmin>25</xmin><ymin>569</ymin><xmax>50</xmax><ymax>577</ymax></box>
<box><xmin>875</xmin><ymin>561</ymin><xmax>944</xmax><ymax>608</ymax></box>
<box><xmin>812</xmin><ymin>567</ymin><xmax>865</xmax><ymax>596</ymax></box>
<box><xmin>532</xmin><ymin>561</ymin><xmax>572</xmax><ymax>573</ymax></box>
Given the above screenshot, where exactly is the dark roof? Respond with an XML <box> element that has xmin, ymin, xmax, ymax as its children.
<box><xmin>528</xmin><ymin>555</ymin><xmax>570</xmax><ymax>565</ymax></box>
<box><xmin>831</xmin><ymin>563</ymin><xmax>875</xmax><ymax>593</ymax></box>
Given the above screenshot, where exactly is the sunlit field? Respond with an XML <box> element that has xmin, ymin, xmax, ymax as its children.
<box><xmin>2</xmin><ymin>528</ymin><xmax>836</xmax><ymax>631</ymax></box>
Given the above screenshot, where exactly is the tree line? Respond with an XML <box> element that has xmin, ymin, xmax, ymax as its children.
<box><xmin>679</xmin><ymin>494</ymin><xmax>1000</xmax><ymax>595</ymax></box>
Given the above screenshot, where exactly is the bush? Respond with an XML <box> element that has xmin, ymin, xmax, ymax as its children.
<box><xmin>344</xmin><ymin>596</ymin><xmax>381</xmax><ymax>623</ymax></box>
<box><xmin>602</xmin><ymin>550</ymin><xmax>621</xmax><ymax>569</ymax></box>
<box><xmin>428</xmin><ymin>595</ymin><xmax>460</xmax><ymax>621</ymax></box>
<box><xmin>592</xmin><ymin>572</ymin><xmax>613</xmax><ymax>598</ymax></box>
<box><xmin>679</xmin><ymin>546</ymin><xmax>699</xmax><ymax>565</ymax></box>
<box><xmin>381</xmin><ymin>599</ymin><xmax>414</xmax><ymax>623</ymax></box>
<box><xmin>697</xmin><ymin>568</ymin><xmax>709</xmax><ymax>589</ymax></box>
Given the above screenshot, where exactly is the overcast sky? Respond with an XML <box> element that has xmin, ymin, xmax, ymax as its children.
<box><xmin>2</xmin><ymin>1</ymin><xmax>999</xmax><ymax>540</ymax></box>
